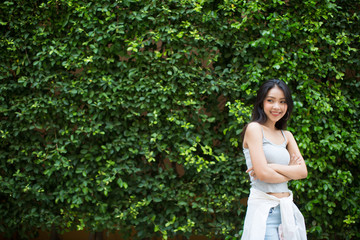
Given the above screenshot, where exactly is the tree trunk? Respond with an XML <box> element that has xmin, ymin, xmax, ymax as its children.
<box><xmin>89</xmin><ymin>231</ymin><xmax>104</xmax><ymax>240</ymax></box>
<box><xmin>50</xmin><ymin>227</ymin><xmax>61</xmax><ymax>240</ymax></box>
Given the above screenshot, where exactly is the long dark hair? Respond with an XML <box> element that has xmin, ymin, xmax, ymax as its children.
<box><xmin>241</xmin><ymin>79</ymin><xmax>294</xmax><ymax>140</ymax></box>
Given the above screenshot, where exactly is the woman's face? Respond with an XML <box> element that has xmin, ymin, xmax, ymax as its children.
<box><xmin>263</xmin><ymin>85</ymin><xmax>288</xmax><ymax>125</ymax></box>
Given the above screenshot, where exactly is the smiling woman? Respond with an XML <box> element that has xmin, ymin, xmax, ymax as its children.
<box><xmin>241</xmin><ymin>79</ymin><xmax>307</xmax><ymax>240</ymax></box>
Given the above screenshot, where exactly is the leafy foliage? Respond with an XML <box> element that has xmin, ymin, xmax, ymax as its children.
<box><xmin>0</xmin><ymin>0</ymin><xmax>359</xmax><ymax>239</ymax></box>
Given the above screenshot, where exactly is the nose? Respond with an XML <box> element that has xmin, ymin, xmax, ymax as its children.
<box><xmin>273</xmin><ymin>102</ymin><xmax>280</xmax><ymax>109</ymax></box>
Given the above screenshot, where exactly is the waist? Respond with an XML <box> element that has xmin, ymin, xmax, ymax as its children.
<box><xmin>267</xmin><ymin>192</ymin><xmax>290</xmax><ymax>198</ymax></box>
<box><xmin>249</xmin><ymin>188</ymin><xmax>294</xmax><ymax>203</ymax></box>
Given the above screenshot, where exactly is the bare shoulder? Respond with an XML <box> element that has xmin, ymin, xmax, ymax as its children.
<box><xmin>284</xmin><ymin>130</ymin><xmax>299</xmax><ymax>149</ymax></box>
<box><xmin>283</xmin><ymin>130</ymin><xmax>295</xmax><ymax>141</ymax></box>
<box><xmin>244</xmin><ymin>122</ymin><xmax>263</xmax><ymax>148</ymax></box>
<box><xmin>246</xmin><ymin>122</ymin><xmax>262</xmax><ymax>132</ymax></box>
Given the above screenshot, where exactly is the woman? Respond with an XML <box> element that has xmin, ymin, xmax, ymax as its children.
<box><xmin>241</xmin><ymin>79</ymin><xmax>308</xmax><ymax>240</ymax></box>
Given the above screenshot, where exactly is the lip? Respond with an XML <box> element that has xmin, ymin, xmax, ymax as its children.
<box><xmin>271</xmin><ymin>112</ymin><xmax>282</xmax><ymax>116</ymax></box>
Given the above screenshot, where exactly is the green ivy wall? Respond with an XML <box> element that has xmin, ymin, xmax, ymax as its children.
<box><xmin>1</xmin><ymin>0</ymin><xmax>359</xmax><ymax>239</ymax></box>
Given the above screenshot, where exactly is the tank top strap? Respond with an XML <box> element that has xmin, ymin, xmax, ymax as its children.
<box><xmin>280</xmin><ymin>130</ymin><xmax>287</xmax><ymax>143</ymax></box>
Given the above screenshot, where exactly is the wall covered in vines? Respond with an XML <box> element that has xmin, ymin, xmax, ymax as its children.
<box><xmin>1</xmin><ymin>0</ymin><xmax>359</xmax><ymax>239</ymax></box>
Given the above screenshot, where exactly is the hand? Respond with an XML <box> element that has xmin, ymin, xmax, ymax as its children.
<box><xmin>246</xmin><ymin>167</ymin><xmax>257</xmax><ymax>180</ymax></box>
<box><xmin>289</xmin><ymin>153</ymin><xmax>303</xmax><ymax>166</ymax></box>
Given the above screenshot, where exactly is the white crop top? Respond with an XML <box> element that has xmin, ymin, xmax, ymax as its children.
<box><xmin>243</xmin><ymin>128</ymin><xmax>290</xmax><ymax>193</ymax></box>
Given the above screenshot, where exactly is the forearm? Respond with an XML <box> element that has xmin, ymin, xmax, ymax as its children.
<box><xmin>251</xmin><ymin>167</ymin><xmax>291</xmax><ymax>183</ymax></box>
<box><xmin>269</xmin><ymin>164</ymin><xmax>307</xmax><ymax>180</ymax></box>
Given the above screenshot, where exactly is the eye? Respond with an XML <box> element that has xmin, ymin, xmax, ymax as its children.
<box><xmin>281</xmin><ymin>100</ymin><xmax>287</xmax><ymax>104</ymax></box>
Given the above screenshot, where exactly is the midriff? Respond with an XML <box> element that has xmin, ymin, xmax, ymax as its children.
<box><xmin>267</xmin><ymin>192</ymin><xmax>290</xmax><ymax>198</ymax></box>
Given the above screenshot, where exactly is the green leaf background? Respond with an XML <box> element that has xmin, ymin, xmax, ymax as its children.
<box><xmin>0</xmin><ymin>0</ymin><xmax>359</xmax><ymax>239</ymax></box>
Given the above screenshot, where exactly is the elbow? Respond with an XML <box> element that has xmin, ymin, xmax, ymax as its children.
<box><xmin>255</xmin><ymin>171</ymin><xmax>272</xmax><ymax>182</ymax></box>
<box><xmin>302</xmin><ymin>168</ymin><xmax>308</xmax><ymax>179</ymax></box>
<box><xmin>301</xmin><ymin>166</ymin><xmax>308</xmax><ymax>179</ymax></box>
<box><xmin>258</xmin><ymin>174</ymin><xmax>269</xmax><ymax>182</ymax></box>
<box><xmin>295</xmin><ymin>168</ymin><xmax>308</xmax><ymax>180</ymax></box>
<box><xmin>257</xmin><ymin>175</ymin><xmax>267</xmax><ymax>182</ymax></box>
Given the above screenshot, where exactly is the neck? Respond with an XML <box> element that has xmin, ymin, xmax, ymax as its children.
<box><xmin>263</xmin><ymin>121</ymin><xmax>277</xmax><ymax>130</ymax></box>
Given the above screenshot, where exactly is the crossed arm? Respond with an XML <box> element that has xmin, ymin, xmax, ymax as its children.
<box><xmin>244</xmin><ymin>123</ymin><xmax>308</xmax><ymax>183</ymax></box>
